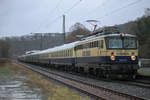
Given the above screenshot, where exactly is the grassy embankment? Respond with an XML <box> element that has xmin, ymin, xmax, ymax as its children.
<box><xmin>0</xmin><ymin>61</ymin><xmax>89</xmax><ymax>100</ymax></box>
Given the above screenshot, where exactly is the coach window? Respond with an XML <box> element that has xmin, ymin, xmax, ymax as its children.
<box><xmin>93</xmin><ymin>41</ymin><xmax>96</xmax><ymax>47</ymax></box>
<box><xmin>64</xmin><ymin>50</ymin><xmax>66</xmax><ymax>57</ymax></box>
<box><xmin>86</xmin><ymin>43</ymin><xmax>89</xmax><ymax>48</ymax></box>
<box><xmin>70</xmin><ymin>50</ymin><xmax>72</xmax><ymax>56</ymax></box>
<box><xmin>64</xmin><ymin>50</ymin><xmax>65</xmax><ymax>57</ymax></box>
<box><xmin>88</xmin><ymin>43</ymin><xmax>90</xmax><ymax>48</ymax></box>
<box><xmin>58</xmin><ymin>52</ymin><xmax>59</xmax><ymax>57</ymax></box>
<box><xmin>61</xmin><ymin>51</ymin><xmax>63</xmax><ymax>57</ymax></box>
<box><xmin>71</xmin><ymin>50</ymin><xmax>73</xmax><ymax>56</ymax></box>
<box><xmin>67</xmin><ymin>50</ymin><xmax>68</xmax><ymax>57</ymax></box>
<box><xmin>68</xmin><ymin>50</ymin><xmax>70</xmax><ymax>56</ymax></box>
<box><xmin>68</xmin><ymin>50</ymin><xmax>69</xmax><ymax>56</ymax></box>
<box><xmin>67</xmin><ymin>50</ymin><xmax>69</xmax><ymax>57</ymax></box>
<box><xmin>69</xmin><ymin>50</ymin><xmax>71</xmax><ymax>56</ymax></box>
<box><xmin>90</xmin><ymin>42</ymin><xmax>92</xmax><ymax>48</ymax></box>
<box><xmin>92</xmin><ymin>42</ymin><xmax>94</xmax><ymax>48</ymax></box>
<box><xmin>80</xmin><ymin>45</ymin><xmax>82</xmax><ymax>49</ymax></box>
<box><xmin>65</xmin><ymin>50</ymin><xmax>66</xmax><ymax>57</ymax></box>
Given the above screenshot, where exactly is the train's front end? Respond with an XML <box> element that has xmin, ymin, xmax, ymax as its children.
<box><xmin>104</xmin><ymin>33</ymin><xmax>139</xmax><ymax>79</ymax></box>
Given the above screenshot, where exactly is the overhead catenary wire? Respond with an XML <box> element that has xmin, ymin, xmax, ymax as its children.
<box><xmin>96</xmin><ymin>0</ymin><xmax>142</xmax><ymax>20</ymax></box>
<box><xmin>33</xmin><ymin>0</ymin><xmax>63</xmax><ymax>33</ymax></box>
<box><xmin>40</xmin><ymin>0</ymin><xmax>83</xmax><ymax>32</ymax></box>
<box><xmin>64</xmin><ymin>0</ymin><xmax>82</xmax><ymax>14</ymax></box>
<box><xmin>79</xmin><ymin>0</ymin><xmax>143</xmax><ymax>31</ymax></box>
<box><xmin>34</xmin><ymin>0</ymin><xmax>142</xmax><ymax>33</ymax></box>
<box><xmin>33</xmin><ymin>0</ymin><xmax>82</xmax><ymax>33</ymax></box>
<box><xmin>84</xmin><ymin>0</ymin><xmax>110</xmax><ymax>17</ymax></box>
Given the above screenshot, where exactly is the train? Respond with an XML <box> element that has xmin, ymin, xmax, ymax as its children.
<box><xmin>18</xmin><ymin>27</ymin><xmax>139</xmax><ymax>79</ymax></box>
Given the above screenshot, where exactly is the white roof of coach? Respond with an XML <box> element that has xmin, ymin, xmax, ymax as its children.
<box><xmin>29</xmin><ymin>41</ymin><xmax>79</xmax><ymax>55</ymax></box>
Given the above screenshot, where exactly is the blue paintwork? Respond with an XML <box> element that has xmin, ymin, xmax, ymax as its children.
<box><xmin>42</xmin><ymin>56</ymin><xmax>138</xmax><ymax>65</ymax></box>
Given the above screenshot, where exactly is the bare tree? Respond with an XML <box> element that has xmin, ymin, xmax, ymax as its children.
<box><xmin>66</xmin><ymin>22</ymin><xmax>90</xmax><ymax>43</ymax></box>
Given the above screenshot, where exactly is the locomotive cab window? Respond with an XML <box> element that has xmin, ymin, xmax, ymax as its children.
<box><xmin>105</xmin><ymin>36</ymin><xmax>137</xmax><ymax>49</ymax></box>
<box><xmin>124</xmin><ymin>37</ymin><xmax>137</xmax><ymax>49</ymax></box>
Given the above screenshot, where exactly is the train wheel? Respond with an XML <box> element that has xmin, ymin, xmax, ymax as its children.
<box><xmin>132</xmin><ymin>75</ymin><xmax>136</xmax><ymax>79</ymax></box>
<box><xmin>106</xmin><ymin>74</ymin><xmax>110</xmax><ymax>79</ymax></box>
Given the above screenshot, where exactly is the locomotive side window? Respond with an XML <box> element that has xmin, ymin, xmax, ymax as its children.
<box><xmin>98</xmin><ymin>40</ymin><xmax>103</xmax><ymax>48</ymax></box>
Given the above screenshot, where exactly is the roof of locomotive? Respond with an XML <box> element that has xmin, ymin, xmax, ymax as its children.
<box><xmin>80</xmin><ymin>33</ymin><xmax>136</xmax><ymax>42</ymax></box>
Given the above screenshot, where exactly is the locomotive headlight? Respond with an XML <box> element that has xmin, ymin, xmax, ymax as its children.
<box><xmin>121</xmin><ymin>33</ymin><xmax>125</xmax><ymax>38</ymax></box>
<box><xmin>131</xmin><ymin>56</ymin><xmax>136</xmax><ymax>61</ymax></box>
<box><xmin>110</xmin><ymin>55</ymin><xmax>115</xmax><ymax>61</ymax></box>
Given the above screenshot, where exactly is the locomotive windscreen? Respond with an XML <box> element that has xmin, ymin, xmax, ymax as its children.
<box><xmin>105</xmin><ymin>36</ymin><xmax>137</xmax><ymax>49</ymax></box>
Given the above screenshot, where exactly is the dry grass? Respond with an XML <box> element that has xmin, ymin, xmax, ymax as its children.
<box><xmin>11</xmin><ymin>62</ymin><xmax>89</xmax><ymax>100</ymax></box>
<box><xmin>0</xmin><ymin>58</ymin><xmax>10</xmax><ymax>64</ymax></box>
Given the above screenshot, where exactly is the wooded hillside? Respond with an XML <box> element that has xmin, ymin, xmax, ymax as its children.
<box><xmin>117</xmin><ymin>16</ymin><xmax>150</xmax><ymax>58</ymax></box>
<box><xmin>0</xmin><ymin>40</ymin><xmax>10</xmax><ymax>58</ymax></box>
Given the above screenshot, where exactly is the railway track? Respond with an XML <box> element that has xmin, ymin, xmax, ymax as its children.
<box><xmin>124</xmin><ymin>81</ymin><xmax>150</xmax><ymax>89</ymax></box>
<box><xmin>15</xmin><ymin>61</ymin><xmax>146</xmax><ymax>100</ymax></box>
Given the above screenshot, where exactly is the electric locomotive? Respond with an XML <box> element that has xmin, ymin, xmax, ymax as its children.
<box><xmin>74</xmin><ymin>27</ymin><xmax>138</xmax><ymax>79</ymax></box>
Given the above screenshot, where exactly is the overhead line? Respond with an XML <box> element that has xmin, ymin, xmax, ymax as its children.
<box><xmin>42</xmin><ymin>0</ymin><xmax>83</xmax><ymax>32</ymax></box>
<box><xmin>64</xmin><ymin>0</ymin><xmax>82</xmax><ymax>14</ymax></box>
<box><xmin>97</xmin><ymin>0</ymin><xmax>142</xmax><ymax>20</ymax></box>
<box><xmin>85</xmin><ymin>0</ymin><xmax>109</xmax><ymax>16</ymax></box>
<box><xmin>33</xmin><ymin>0</ymin><xmax>63</xmax><ymax>33</ymax></box>
<box><xmin>34</xmin><ymin>0</ymin><xmax>82</xmax><ymax>33</ymax></box>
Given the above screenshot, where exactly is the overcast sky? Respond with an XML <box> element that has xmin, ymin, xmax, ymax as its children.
<box><xmin>0</xmin><ymin>0</ymin><xmax>150</xmax><ymax>37</ymax></box>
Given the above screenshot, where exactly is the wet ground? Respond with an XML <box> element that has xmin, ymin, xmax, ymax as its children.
<box><xmin>0</xmin><ymin>64</ymin><xmax>42</xmax><ymax>100</ymax></box>
<box><xmin>0</xmin><ymin>62</ymin><xmax>89</xmax><ymax>100</ymax></box>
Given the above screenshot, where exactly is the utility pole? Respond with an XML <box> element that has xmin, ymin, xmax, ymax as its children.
<box><xmin>63</xmin><ymin>14</ymin><xmax>66</xmax><ymax>44</ymax></box>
